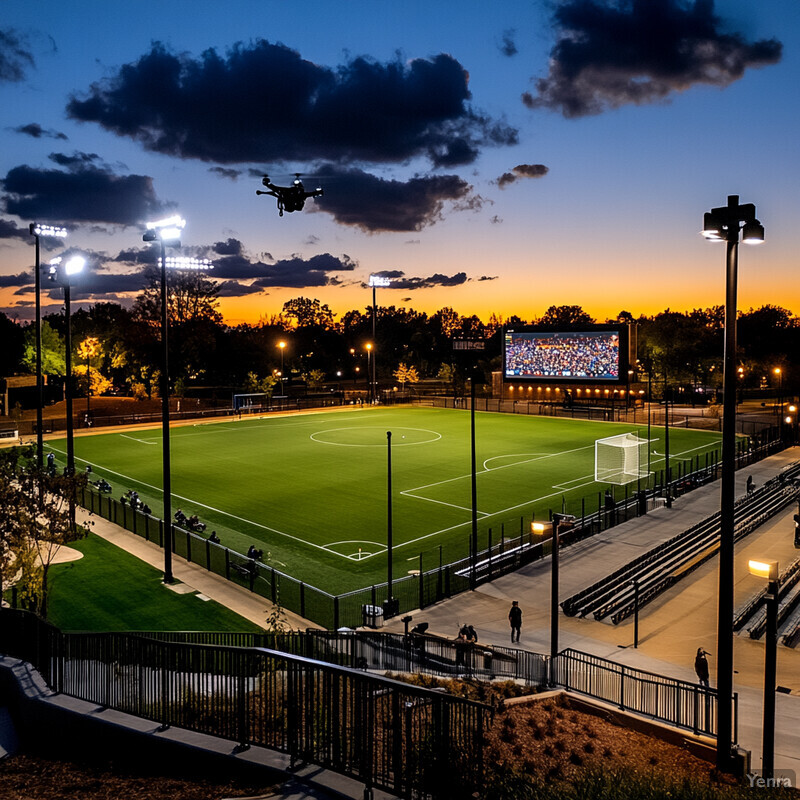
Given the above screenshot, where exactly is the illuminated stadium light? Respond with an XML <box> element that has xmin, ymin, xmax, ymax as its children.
<box><xmin>146</xmin><ymin>214</ymin><xmax>186</xmax><ymax>231</ymax></box>
<box><xmin>30</xmin><ymin>223</ymin><xmax>68</xmax><ymax>238</ymax></box>
<box><xmin>164</xmin><ymin>256</ymin><xmax>213</xmax><ymax>270</ymax></box>
<box><xmin>64</xmin><ymin>255</ymin><xmax>85</xmax><ymax>276</ymax></box>
<box><xmin>368</xmin><ymin>274</ymin><xmax>391</xmax><ymax>287</ymax></box>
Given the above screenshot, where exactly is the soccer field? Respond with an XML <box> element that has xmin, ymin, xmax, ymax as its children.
<box><xmin>53</xmin><ymin>407</ymin><xmax>724</xmax><ymax>593</ymax></box>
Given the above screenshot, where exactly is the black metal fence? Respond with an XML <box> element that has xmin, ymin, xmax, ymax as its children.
<box><xmin>0</xmin><ymin>610</ymin><xmax>490</xmax><ymax>799</ymax></box>
<box><xmin>553</xmin><ymin>648</ymin><xmax>734</xmax><ymax>739</ymax></box>
<box><xmin>0</xmin><ymin>613</ymin><xmax>733</xmax><ymax>750</ymax></box>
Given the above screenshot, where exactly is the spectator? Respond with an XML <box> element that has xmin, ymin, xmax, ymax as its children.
<box><xmin>694</xmin><ymin>648</ymin><xmax>710</xmax><ymax>688</ymax></box>
<box><xmin>508</xmin><ymin>601</ymin><xmax>522</xmax><ymax>643</ymax></box>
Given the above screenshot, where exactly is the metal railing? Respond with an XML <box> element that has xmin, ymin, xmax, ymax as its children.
<box><xmin>554</xmin><ymin>648</ymin><xmax>733</xmax><ymax>739</ymax></box>
<box><xmin>0</xmin><ymin>610</ymin><xmax>490</xmax><ymax>799</ymax></box>
<box><xmin>0</xmin><ymin>613</ymin><xmax>735</xmax><ymax>748</ymax></box>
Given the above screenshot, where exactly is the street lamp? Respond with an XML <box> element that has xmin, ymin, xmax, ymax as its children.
<box><xmin>143</xmin><ymin>217</ymin><xmax>213</xmax><ymax>584</ymax></box>
<box><xmin>47</xmin><ymin>254</ymin><xmax>85</xmax><ymax>475</ymax></box>
<box><xmin>365</xmin><ymin>343</ymin><xmax>373</xmax><ymax>403</ymax></box>
<box><xmin>278</xmin><ymin>340</ymin><xmax>286</xmax><ymax>397</ymax></box>
<box><xmin>748</xmin><ymin>558</ymin><xmax>779</xmax><ymax>781</ymax></box>
<box><xmin>702</xmin><ymin>194</ymin><xmax>764</xmax><ymax>772</ymax></box>
<box><xmin>369</xmin><ymin>275</ymin><xmax>390</xmax><ymax>404</ymax></box>
<box><xmin>29</xmin><ymin>223</ymin><xmax>68</xmax><ymax>467</ymax></box>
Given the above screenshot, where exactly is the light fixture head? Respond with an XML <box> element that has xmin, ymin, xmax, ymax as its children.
<box><xmin>146</xmin><ymin>215</ymin><xmax>186</xmax><ymax>231</ymax></box>
<box><xmin>742</xmin><ymin>219</ymin><xmax>765</xmax><ymax>244</ymax></box>
<box><xmin>369</xmin><ymin>275</ymin><xmax>391</xmax><ymax>287</ymax></box>
<box><xmin>31</xmin><ymin>223</ymin><xmax>68</xmax><ymax>238</ymax></box>
<box><xmin>748</xmin><ymin>558</ymin><xmax>779</xmax><ymax>581</ymax></box>
<box><xmin>64</xmin><ymin>255</ymin><xmax>85</xmax><ymax>276</ymax></box>
<box><xmin>701</xmin><ymin>212</ymin><xmax>725</xmax><ymax>240</ymax></box>
<box><xmin>164</xmin><ymin>256</ymin><xmax>213</xmax><ymax>270</ymax></box>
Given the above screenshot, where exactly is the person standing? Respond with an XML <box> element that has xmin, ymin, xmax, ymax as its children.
<box><xmin>508</xmin><ymin>601</ymin><xmax>522</xmax><ymax>643</ymax></box>
<box><xmin>694</xmin><ymin>647</ymin><xmax>710</xmax><ymax>688</ymax></box>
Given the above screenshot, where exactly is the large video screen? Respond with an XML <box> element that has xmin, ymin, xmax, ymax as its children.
<box><xmin>504</xmin><ymin>326</ymin><xmax>627</xmax><ymax>383</ymax></box>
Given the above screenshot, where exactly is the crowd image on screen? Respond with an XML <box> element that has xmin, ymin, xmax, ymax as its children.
<box><xmin>505</xmin><ymin>332</ymin><xmax>620</xmax><ymax>379</ymax></box>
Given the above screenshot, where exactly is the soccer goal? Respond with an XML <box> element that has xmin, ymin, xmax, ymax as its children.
<box><xmin>233</xmin><ymin>392</ymin><xmax>270</xmax><ymax>413</ymax></box>
<box><xmin>595</xmin><ymin>432</ymin><xmax>649</xmax><ymax>485</ymax></box>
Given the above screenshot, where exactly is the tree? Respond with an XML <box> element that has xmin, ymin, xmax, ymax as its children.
<box><xmin>0</xmin><ymin>447</ymin><xmax>89</xmax><ymax>618</ymax></box>
<box><xmin>393</xmin><ymin>362</ymin><xmax>420</xmax><ymax>386</ymax></box>
<box><xmin>538</xmin><ymin>305</ymin><xmax>595</xmax><ymax>328</ymax></box>
<box><xmin>306</xmin><ymin>369</ymin><xmax>325</xmax><ymax>389</ymax></box>
<box><xmin>282</xmin><ymin>297</ymin><xmax>334</xmax><ymax>329</ymax></box>
<box><xmin>21</xmin><ymin>320</ymin><xmax>65</xmax><ymax>376</ymax></box>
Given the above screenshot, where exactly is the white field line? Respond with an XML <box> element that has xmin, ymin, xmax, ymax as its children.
<box><xmin>50</xmin><ymin>446</ymin><xmax>359</xmax><ymax>561</ymax></box>
<box><xmin>120</xmin><ymin>434</ymin><xmax>158</xmax><ymax>444</ymax></box>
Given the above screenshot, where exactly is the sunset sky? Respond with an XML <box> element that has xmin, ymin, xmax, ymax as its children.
<box><xmin>0</xmin><ymin>0</ymin><xmax>796</xmax><ymax>326</ymax></box>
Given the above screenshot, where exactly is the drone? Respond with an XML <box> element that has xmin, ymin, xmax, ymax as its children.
<box><xmin>256</xmin><ymin>173</ymin><xmax>323</xmax><ymax>216</ymax></box>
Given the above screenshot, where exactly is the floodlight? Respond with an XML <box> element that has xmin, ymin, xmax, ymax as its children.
<box><xmin>701</xmin><ymin>213</ymin><xmax>725</xmax><ymax>240</ymax></box>
<box><xmin>164</xmin><ymin>256</ymin><xmax>213</xmax><ymax>270</ymax></box>
<box><xmin>146</xmin><ymin>215</ymin><xmax>186</xmax><ymax>231</ymax></box>
<box><xmin>748</xmin><ymin>559</ymin><xmax>779</xmax><ymax>581</ymax></box>
<box><xmin>531</xmin><ymin>522</ymin><xmax>546</xmax><ymax>535</ymax></box>
<box><xmin>742</xmin><ymin>219</ymin><xmax>765</xmax><ymax>244</ymax></box>
<box><xmin>64</xmin><ymin>255</ymin><xmax>85</xmax><ymax>276</ymax></box>
<box><xmin>369</xmin><ymin>275</ymin><xmax>391</xmax><ymax>287</ymax></box>
<box><xmin>30</xmin><ymin>223</ymin><xmax>68</xmax><ymax>238</ymax></box>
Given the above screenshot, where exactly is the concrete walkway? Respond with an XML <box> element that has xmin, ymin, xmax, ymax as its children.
<box><xmin>78</xmin><ymin>449</ymin><xmax>800</xmax><ymax>781</ymax></box>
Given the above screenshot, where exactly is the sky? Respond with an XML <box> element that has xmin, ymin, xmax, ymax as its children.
<box><xmin>0</xmin><ymin>0</ymin><xmax>797</xmax><ymax>327</ymax></box>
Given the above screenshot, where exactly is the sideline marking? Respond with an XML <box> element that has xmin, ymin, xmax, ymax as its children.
<box><xmin>49</xmin><ymin>446</ymin><xmax>366</xmax><ymax>561</ymax></box>
<box><xmin>120</xmin><ymin>434</ymin><xmax>157</xmax><ymax>445</ymax></box>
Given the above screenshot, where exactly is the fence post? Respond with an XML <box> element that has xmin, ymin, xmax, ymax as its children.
<box><xmin>206</xmin><ymin>539</ymin><xmax>211</xmax><ymax>571</ymax></box>
<box><xmin>333</xmin><ymin>596</ymin><xmax>340</xmax><ymax>631</ymax></box>
<box><xmin>619</xmin><ymin>665</ymin><xmax>625</xmax><ymax>710</ymax></box>
<box><xmin>693</xmin><ymin>686</ymin><xmax>699</xmax><ymax>735</ymax></box>
<box><xmin>300</xmin><ymin>582</ymin><xmax>305</xmax><ymax>619</ymax></box>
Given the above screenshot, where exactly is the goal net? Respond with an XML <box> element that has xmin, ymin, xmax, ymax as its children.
<box><xmin>595</xmin><ymin>433</ymin><xmax>649</xmax><ymax>485</ymax></box>
<box><xmin>233</xmin><ymin>392</ymin><xmax>269</xmax><ymax>413</ymax></box>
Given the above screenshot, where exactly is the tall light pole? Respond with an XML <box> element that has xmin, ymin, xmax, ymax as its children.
<box><xmin>47</xmin><ymin>255</ymin><xmax>86</xmax><ymax>475</ymax></box>
<box><xmin>278</xmin><ymin>340</ymin><xmax>286</xmax><ymax>396</ymax></box>
<box><xmin>29</xmin><ymin>223</ymin><xmax>68</xmax><ymax>468</ymax></box>
<box><xmin>365</xmin><ymin>343</ymin><xmax>373</xmax><ymax>403</ymax></box>
<box><xmin>748</xmin><ymin>559</ymin><xmax>779</xmax><ymax>781</ymax></box>
<box><xmin>773</xmin><ymin>367</ymin><xmax>782</xmax><ymax>438</ymax></box>
<box><xmin>470</xmin><ymin>372</ymin><xmax>478</xmax><ymax>590</ymax></box>
<box><xmin>702</xmin><ymin>195</ymin><xmax>764</xmax><ymax>771</ymax></box>
<box><xmin>368</xmin><ymin>275</ymin><xmax>390</xmax><ymax>404</ymax></box>
<box><xmin>144</xmin><ymin>218</ymin><xmax>212</xmax><ymax>584</ymax></box>
<box><xmin>386</xmin><ymin>430</ymin><xmax>395</xmax><ymax>617</ymax></box>
<box><xmin>548</xmin><ymin>513</ymin><xmax>576</xmax><ymax>684</ymax></box>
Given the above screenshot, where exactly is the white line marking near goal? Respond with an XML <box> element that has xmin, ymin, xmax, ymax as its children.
<box><xmin>120</xmin><ymin>434</ymin><xmax>158</xmax><ymax>444</ymax></box>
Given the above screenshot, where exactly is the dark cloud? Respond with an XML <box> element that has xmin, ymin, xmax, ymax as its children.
<box><xmin>216</xmin><ymin>279</ymin><xmax>263</xmax><ymax>297</ymax></box>
<box><xmin>238</xmin><ymin>252</ymin><xmax>356</xmax><ymax>288</ymax></box>
<box><xmin>12</xmin><ymin>123</ymin><xmax>68</xmax><ymax>140</ymax></box>
<box><xmin>0</xmin><ymin>271</ymin><xmax>31</xmax><ymax>287</ymax></box>
<box><xmin>497</xmin><ymin>163</ymin><xmax>549</xmax><ymax>188</ymax></box>
<box><xmin>361</xmin><ymin>270</ymin><xmax>468</xmax><ymax>290</ymax></box>
<box><xmin>67</xmin><ymin>40</ymin><xmax>517</xmax><ymax>167</ymax></box>
<box><xmin>499</xmin><ymin>29</ymin><xmax>518</xmax><ymax>57</ymax></box>
<box><xmin>0</xmin><ymin>218</ymin><xmax>31</xmax><ymax>241</ymax></box>
<box><xmin>2</xmin><ymin>152</ymin><xmax>166</xmax><ymax>225</ymax></box>
<box><xmin>312</xmin><ymin>165</ymin><xmax>475</xmax><ymax>232</ymax></box>
<box><xmin>478</xmin><ymin>275</ymin><xmax>498</xmax><ymax>281</ymax></box>
<box><xmin>523</xmin><ymin>0</ymin><xmax>783</xmax><ymax>117</ymax></box>
<box><xmin>213</xmin><ymin>238</ymin><xmax>243</xmax><ymax>256</ymax></box>
<box><xmin>209</xmin><ymin>166</ymin><xmax>242</xmax><ymax>180</ymax></box>
<box><xmin>489</xmin><ymin>215</ymin><xmax>503</xmax><ymax>224</ymax></box>
<box><xmin>0</xmin><ymin>28</ymin><xmax>34</xmax><ymax>83</ymax></box>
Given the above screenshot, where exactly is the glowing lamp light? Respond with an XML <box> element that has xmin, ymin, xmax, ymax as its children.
<box><xmin>748</xmin><ymin>559</ymin><xmax>779</xmax><ymax>581</ymax></box>
<box><xmin>146</xmin><ymin>215</ymin><xmax>186</xmax><ymax>231</ymax></box>
<box><xmin>31</xmin><ymin>223</ymin><xmax>68</xmax><ymax>238</ymax></box>
<box><xmin>369</xmin><ymin>275</ymin><xmax>391</xmax><ymax>287</ymax></box>
<box><xmin>785</xmin><ymin>416</ymin><xmax>793</xmax><ymax>425</ymax></box>
<box><xmin>64</xmin><ymin>255</ymin><xmax>85</xmax><ymax>276</ymax></box>
<box><xmin>164</xmin><ymin>256</ymin><xmax>213</xmax><ymax>270</ymax></box>
<box><xmin>742</xmin><ymin>219</ymin><xmax>765</xmax><ymax>244</ymax></box>
<box><xmin>531</xmin><ymin>522</ymin><xmax>546</xmax><ymax>535</ymax></box>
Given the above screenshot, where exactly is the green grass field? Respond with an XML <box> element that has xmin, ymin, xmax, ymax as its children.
<box><xmin>47</xmin><ymin>533</ymin><xmax>265</xmax><ymax>632</ymax></box>
<box><xmin>50</xmin><ymin>407</ymin><xmax>723</xmax><ymax>594</ymax></box>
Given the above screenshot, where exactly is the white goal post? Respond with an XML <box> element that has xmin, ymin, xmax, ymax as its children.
<box><xmin>232</xmin><ymin>392</ymin><xmax>270</xmax><ymax>413</ymax></box>
<box><xmin>595</xmin><ymin>433</ymin><xmax>649</xmax><ymax>485</ymax></box>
